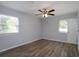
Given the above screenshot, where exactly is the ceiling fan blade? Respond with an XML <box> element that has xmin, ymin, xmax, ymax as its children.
<box><xmin>48</xmin><ymin>14</ymin><xmax>55</xmax><ymax>16</ymax></box>
<box><xmin>49</xmin><ymin>9</ymin><xmax>55</xmax><ymax>12</ymax></box>
<box><xmin>38</xmin><ymin>9</ymin><xmax>42</xmax><ymax>12</ymax></box>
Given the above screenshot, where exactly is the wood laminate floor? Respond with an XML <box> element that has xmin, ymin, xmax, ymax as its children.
<box><xmin>0</xmin><ymin>39</ymin><xmax>79</xmax><ymax>57</ymax></box>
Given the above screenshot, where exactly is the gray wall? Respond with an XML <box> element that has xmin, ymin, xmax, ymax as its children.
<box><xmin>0</xmin><ymin>6</ymin><xmax>41</xmax><ymax>52</ymax></box>
<box><xmin>42</xmin><ymin>12</ymin><xmax>78</xmax><ymax>44</ymax></box>
<box><xmin>77</xmin><ymin>11</ymin><xmax>79</xmax><ymax>49</ymax></box>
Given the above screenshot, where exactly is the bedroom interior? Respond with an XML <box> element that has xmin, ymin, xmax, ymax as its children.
<box><xmin>0</xmin><ymin>1</ymin><xmax>79</xmax><ymax>57</ymax></box>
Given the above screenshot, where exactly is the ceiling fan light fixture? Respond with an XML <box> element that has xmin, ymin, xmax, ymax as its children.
<box><xmin>36</xmin><ymin>8</ymin><xmax>55</xmax><ymax>18</ymax></box>
<box><xmin>42</xmin><ymin>14</ymin><xmax>48</xmax><ymax>18</ymax></box>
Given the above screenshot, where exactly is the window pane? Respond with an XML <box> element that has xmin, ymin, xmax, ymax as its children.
<box><xmin>59</xmin><ymin>20</ymin><xmax>68</xmax><ymax>33</ymax></box>
<box><xmin>0</xmin><ymin>15</ymin><xmax>19</xmax><ymax>34</ymax></box>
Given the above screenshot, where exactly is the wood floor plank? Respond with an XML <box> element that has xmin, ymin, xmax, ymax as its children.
<box><xmin>0</xmin><ymin>39</ymin><xmax>78</xmax><ymax>57</ymax></box>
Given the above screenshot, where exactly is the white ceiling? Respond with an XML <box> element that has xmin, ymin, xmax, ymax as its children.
<box><xmin>0</xmin><ymin>1</ymin><xmax>79</xmax><ymax>16</ymax></box>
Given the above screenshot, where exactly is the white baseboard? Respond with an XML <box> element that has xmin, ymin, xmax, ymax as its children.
<box><xmin>0</xmin><ymin>39</ymin><xmax>38</xmax><ymax>53</ymax></box>
<box><xmin>43</xmin><ymin>38</ymin><xmax>77</xmax><ymax>44</ymax></box>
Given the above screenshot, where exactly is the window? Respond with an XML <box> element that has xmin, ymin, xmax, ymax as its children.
<box><xmin>59</xmin><ymin>20</ymin><xmax>68</xmax><ymax>33</ymax></box>
<box><xmin>0</xmin><ymin>14</ymin><xmax>19</xmax><ymax>34</ymax></box>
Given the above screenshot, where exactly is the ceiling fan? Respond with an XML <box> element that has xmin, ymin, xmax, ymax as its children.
<box><xmin>36</xmin><ymin>8</ymin><xmax>55</xmax><ymax>18</ymax></box>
